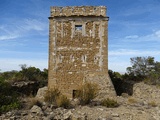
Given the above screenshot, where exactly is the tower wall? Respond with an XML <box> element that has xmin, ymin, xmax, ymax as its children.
<box><xmin>48</xmin><ymin>6</ymin><xmax>116</xmax><ymax>99</ymax></box>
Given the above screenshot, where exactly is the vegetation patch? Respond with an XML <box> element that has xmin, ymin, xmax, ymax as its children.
<box><xmin>148</xmin><ymin>101</ymin><xmax>157</xmax><ymax>107</ymax></box>
<box><xmin>101</xmin><ymin>98</ymin><xmax>119</xmax><ymax>108</ymax></box>
<box><xmin>127</xmin><ymin>97</ymin><xmax>137</xmax><ymax>104</ymax></box>
<box><xmin>44</xmin><ymin>88</ymin><xmax>71</xmax><ymax>108</ymax></box>
<box><xmin>0</xmin><ymin>101</ymin><xmax>20</xmax><ymax>113</ymax></box>
<box><xmin>75</xmin><ymin>82</ymin><xmax>99</xmax><ymax>105</ymax></box>
<box><xmin>44</xmin><ymin>88</ymin><xmax>61</xmax><ymax>104</ymax></box>
<box><xmin>0</xmin><ymin>81</ymin><xmax>21</xmax><ymax>113</ymax></box>
<box><xmin>26</xmin><ymin>96</ymin><xmax>42</xmax><ymax>109</ymax></box>
<box><xmin>0</xmin><ymin>64</ymin><xmax>48</xmax><ymax>114</ymax></box>
<box><xmin>56</xmin><ymin>95</ymin><xmax>71</xmax><ymax>109</ymax></box>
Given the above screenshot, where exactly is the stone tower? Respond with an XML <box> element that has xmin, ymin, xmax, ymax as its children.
<box><xmin>48</xmin><ymin>6</ymin><xmax>116</xmax><ymax>99</ymax></box>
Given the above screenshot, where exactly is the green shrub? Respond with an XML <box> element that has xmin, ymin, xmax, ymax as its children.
<box><xmin>56</xmin><ymin>95</ymin><xmax>71</xmax><ymax>108</ymax></box>
<box><xmin>44</xmin><ymin>88</ymin><xmax>61</xmax><ymax>104</ymax></box>
<box><xmin>0</xmin><ymin>80</ymin><xmax>21</xmax><ymax>113</ymax></box>
<box><xmin>76</xmin><ymin>82</ymin><xmax>99</xmax><ymax>105</ymax></box>
<box><xmin>101</xmin><ymin>98</ymin><xmax>119</xmax><ymax>108</ymax></box>
<box><xmin>0</xmin><ymin>95</ymin><xmax>20</xmax><ymax>113</ymax></box>
<box><xmin>0</xmin><ymin>102</ymin><xmax>20</xmax><ymax>113</ymax></box>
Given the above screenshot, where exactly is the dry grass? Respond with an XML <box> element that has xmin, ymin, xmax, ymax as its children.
<box><xmin>56</xmin><ymin>95</ymin><xmax>71</xmax><ymax>108</ymax></box>
<box><xmin>44</xmin><ymin>88</ymin><xmax>61</xmax><ymax>104</ymax></box>
<box><xmin>26</xmin><ymin>96</ymin><xmax>42</xmax><ymax>109</ymax></box>
<box><xmin>101</xmin><ymin>98</ymin><xmax>119</xmax><ymax>108</ymax></box>
<box><xmin>75</xmin><ymin>82</ymin><xmax>99</xmax><ymax>105</ymax></box>
<box><xmin>44</xmin><ymin>88</ymin><xmax>71</xmax><ymax>108</ymax></box>
<box><xmin>148</xmin><ymin>101</ymin><xmax>157</xmax><ymax>107</ymax></box>
<box><xmin>127</xmin><ymin>97</ymin><xmax>137</xmax><ymax>104</ymax></box>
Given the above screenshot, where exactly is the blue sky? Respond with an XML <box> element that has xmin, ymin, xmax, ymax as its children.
<box><xmin>0</xmin><ymin>0</ymin><xmax>160</xmax><ymax>73</ymax></box>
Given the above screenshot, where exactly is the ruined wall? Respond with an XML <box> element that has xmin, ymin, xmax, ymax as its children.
<box><xmin>48</xmin><ymin>6</ymin><xmax>116</xmax><ymax>98</ymax></box>
<box><xmin>50</xmin><ymin>6</ymin><xmax>106</xmax><ymax>17</ymax></box>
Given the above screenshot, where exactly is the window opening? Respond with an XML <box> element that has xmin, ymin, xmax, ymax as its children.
<box><xmin>75</xmin><ymin>25</ymin><xmax>82</xmax><ymax>31</ymax></box>
<box><xmin>94</xmin><ymin>56</ymin><xmax>98</xmax><ymax>63</ymax></box>
<box><xmin>82</xmin><ymin>55</ymin><xmax>87</xmax><ymax>63</ymax></box>
<box><xmin>70</xmin><ymin>55</ymin><xmax>75</xmax><ymax>62</ymax></box>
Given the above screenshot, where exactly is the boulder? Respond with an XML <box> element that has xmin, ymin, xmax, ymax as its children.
<box><xmin>30</xmin><ymin>105</ymin><xmax>43</xmax><ymax>115</ymax></box>
<box><xmin>36</xmin><ymin>86</ymin><xmax>48</xmax><ymax>102</ymax></box>
<box><xmin>63</xmin><ymin>110</ymin><xmax>72</xmax><ymax>119</ymax></box>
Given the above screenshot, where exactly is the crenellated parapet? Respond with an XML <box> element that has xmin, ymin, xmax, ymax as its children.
<box><xmin>50</xmin><ymin>6</ymin><xmax>106</xmax><ymax>17</ymax></box>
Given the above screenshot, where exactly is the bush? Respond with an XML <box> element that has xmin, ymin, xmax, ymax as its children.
<box><xmin>144</xmin><ymin>72</ymin><xmax>160</xmax><ymax>85</ymax></box>
<box><xmin>0</xmin><ymin>80</ymin><xmax>21</xmax><ymax>113</ymax></box>
<box><xmin>0</xmin><ymin>95</ymin><xmax>21</xmax><ymax>113</ymax></box>
<box><xmin>56</xmin><ymin>95</ymin><xmax>71</xmax><ymax>108</ymax></box>
<box><xmin>76</xmin><ymin>82</ymin><xmax>99</xmax><ymax>105</ymax></box>
<box><xmin>101</xmin><ymin>98</ymin><xmax>119</xmax><ymax>108</ymax></box>
<box><xmin>44</xmin><ymin>88</ymin><xmax>71</xmax><ymax>108</ymax></box>
<box><xmin>44</xmin><ymin>88</ymin><xmax>61</xmax><ymax>104</ymax></box>
<box><xmin>0</xmin><ymin>102</ymin><xmax>20</xmax><ymax>113</ymax></box>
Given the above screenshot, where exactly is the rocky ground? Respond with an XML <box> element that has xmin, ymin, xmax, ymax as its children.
<box><xmin>0</xmin><ymin>82</ymin><xmax>160</xmax><ymax>120</ymax></box>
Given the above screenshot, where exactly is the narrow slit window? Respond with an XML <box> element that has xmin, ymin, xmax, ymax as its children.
<box><xmin>82</xmin><ymin>55</ymin><xmax>87</xmax><ymax>63</ymax></box>
<box><xmin>94</xmin><ymin>56</ymin><xmax>98</xmax><ymax>63</ymax></box>
<box><xmin>75</xmin><ymin>25</ymin><xmax>82</xmax><ymax>31</ymax></box>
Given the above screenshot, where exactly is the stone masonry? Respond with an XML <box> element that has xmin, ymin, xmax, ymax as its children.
<box><xmin>48</xmin><ymin>6</ymin><xmax>116</xmax><ymax>99</ymax></box>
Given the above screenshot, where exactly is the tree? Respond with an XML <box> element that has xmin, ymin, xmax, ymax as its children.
<box><xmin>13</xmin><ymin>64</ymin><xmax>47</xmax><ymax>82</ymax></box>
<box><xmin>145</xmin><ymin>61</ymin><xmax>160</xmax><ymax>85</ymax></box>
<box><xmin>127</xmin><ymin>56</ymin><xmax>155</xmax><ymax>76</ymax></box>
<box><xmin>108</xmin><ymin>70</ymin><xmax>122</xmax><ymax>80</ymax></box>
<box><xmin>126</xmin><ymin>56</ymin><xmax>160</xmax><ymax>84</ymax></box>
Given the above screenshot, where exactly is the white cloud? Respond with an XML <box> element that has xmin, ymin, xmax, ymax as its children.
<box><xmin>0</xmin><ymin>18</ymin><xmax>47</xmax><ymax>41</ymax></box>
<box><xmin>0</xmin><ymin>50</ymin><xmax>47</xmax><ymax>59</ymax></box>
<box><xmin>108</xmin><ymin>61</ymin><xmax>130</xmax><ymax>74</ymax></box>
<box><xmin>109</xmin><ymin>49</ymin><xmax>160</xmax><ymax>56</ymax></box>
<box><xmin>109</xmin><ymin>49</ymin><xmax>138</xmax><ymax>56</ymax></box>
<box><xmin>155</xmin><ymin>30</ymin><xmax>160</xmax><ymax>38</ymax></box>
<box><xmin>23</xmin><ymin>19</ymin><xmax>47</xmax><ymax>31</ymax></box>
<box><xmin>0</xmin><ymin>42</ymin><xmax>25</xmax><ymax>47</ymax></box>
<box><xmin>0</xmin><ymin>26</ymin><xmax>21</xmax><ymax>40</ymax></box>
<box><xmin>108</xmin><ymin>49</ymin><xmax>160</xmax><ymax>73</ymax></box>
<box><xmin>125</xmin><ymin>35</ymin><xmax>139</xmax><ymax>39</ymax></box>
<box><xmin>141</xmin><ymin>30</ymin><xmax>160</xmax><ymax>41</ymax></box>
<box><xmin>0</xmin><ymin>35</ymin><xmax>20</xmax><ymax>41</ymax></box>
<box><xmin>124</xmin><ymin>30</ymin><xmax>160</xmax><ymax>42</ymax></box>
<box><xmin>0</xmin><ymin>58</ymin><xmax>48</xmax><ymax>72</ymax></box>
